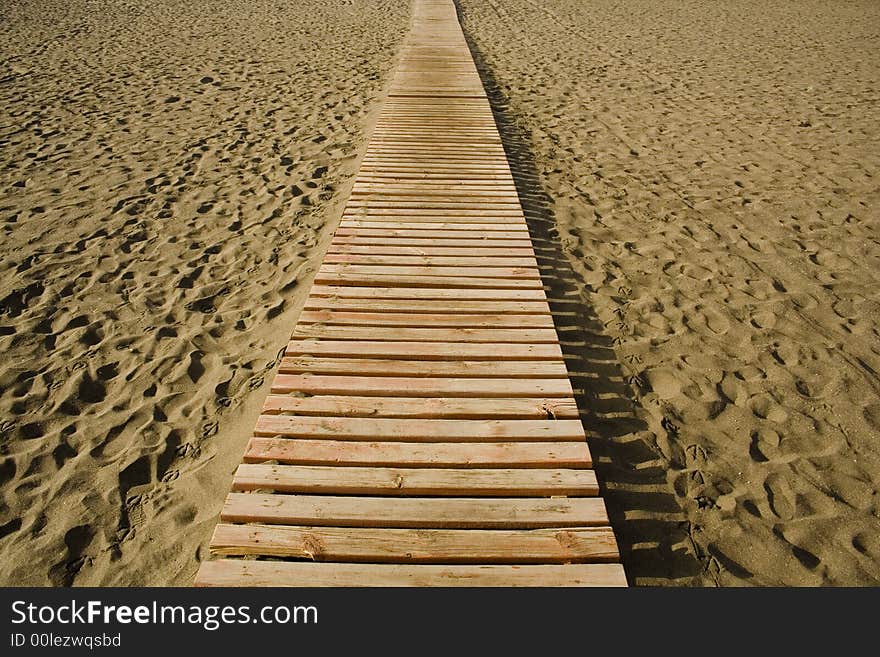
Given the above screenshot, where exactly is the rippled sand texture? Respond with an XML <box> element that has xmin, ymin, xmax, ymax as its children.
<box><xmin>457</xmin><ymin>0</ymin><xmax>880</xmax><ymax>585</ymax></box>
<box><xmin>0</xmin><ymin>0</ymin><xmax>410</xmax><ymax>585</ymax></box>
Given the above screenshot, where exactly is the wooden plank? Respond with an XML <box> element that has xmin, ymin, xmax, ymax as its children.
<box><xmin>352</xmin><ymin>175</ymin><xmax>519</xmax><ymax>186</ymax></box>
<box><xmin>325</xmin><ymin>245</ymin><xmax>536</xmax><ymax>257</ymax></box>
<box><xmin>290</xmin><ymin>325</ymin><xmax>557</xmax><ymax>343</ymax></box>
<box><xmin>361</xmin><ymin>156</ymin><xmax>508</xmax><ymax>162</ymax></box>
<box><xmin>310</xmin><ymin>285</ymin><xmax>549</xmax><ymax>302</ymax></box>
<box><xmin>373</xmin><ymin>120</ymin><xmax>498</xmax><ymax>125</ymax></box>
<box><xmin>369</xmin><ymin>129</ymin><xmax>499</xmax><ymax>134</ymax></box>
<box><xmin>296</xmin><ymin>311</ymin><xmax>553</xmax><ymax>328</ymax></box>
<box><xmin>303</xmin><ymin>298</ymin><xmax>549</xmax><ymax>313</ymax></box>
<box><xmin>380</xmin><ymin>107</ymin><xmax>490</xmax><ymax>111</ymax></box>
<box><xmin>344</xmin><ymin>205</ymin><xmax>520</xmax><ymax>214</ymax></box>
<box><xmin>373</xmin><ymin>119</ymin><xmax>498</xmax><ymax>124</ymax></box>
<box><xmin>337</xmin><ymin>215</ymin><xmax>529</xmax><ymax>229</ymax></box>
<box><xmin>362</xmin><ymin>153</ymin><xmax>508</xmax><ymax>160</ymax></box>
<box><xmin>354</xmin><ymin>176</ymin><xmax>516</xmax><ymax>183</ymax></box>
<box><xmin>364</xmin><ymin>147</ymin><xmax>506</xmax><ymax>153</ymax></box>
<box><xmin>371</xmin><ymin>131</ymin><xmax>500</xmax><ymax>137</ymax></box>
<box><xmin>253</xmin><ymin>416</ymin><xmax>584</xmax><ymax>441</ymax></box>
<box><xmin>348</xmin><ymin>195</ymin><xmax>520</xmax><ymax>203</ymax></box>
<box><xmin>195</xmin><ymin>560</ymin><xmax>627</xmax><ymax>587</ymax></box>
<box><xmin>290</xmin><ymin>326</ymin><xmax>559</xmax><ymax>343</ymax></box>
<box><xmin>233</xmin><ymin>464</ymin><xmax>598</xmax><ymax>496</ymax></box>
<box><xmin>367</xmin><ymin>136</ymin><xmax>503</xmax><ymax>141</ymax></box>
<box><xmin>351</xmin><ymin>187</ymin><xmax>520</xmax><ymax>196</ymax></box>
<box><xmin>312</xmin><ymin>274</ymin><xmax>542</xmax><ymax>290</ymax></box>
<box><xmin>221</xmin><ymin>493</ymin><xmax>611</xmax><ymax>528</ymax></box>
<box><xmin>365</xmin><ymin>145</ymin><xmax>506</xmax><ymax>150</ymax></box>
<box><xmin>362</xmin><ymin>156</ymin><xmax>510</xmax><ymax>162</ymax></box>
<box><xmin>361</xmin><ymin>160</ymin><xmax>509</xmax><ymax>167</ymax></box>
<box><xmin>364</xmin><ymin>146</ymin><xmax>504</xmax><ymax>151</ymax></box>
<box><xmin>350</xmin><ymin>188</ymin><xmax>518</xmax><ymax>196</ymax></box>
<box><xmin>321</xmin><ymin>255</ymin><xmax>538</xmax><ymax>267</ymax></box>
<box><xmin>260</xmin><ymin>395</ymin><xmax>581</xmax><ymax>419</ymax></box>
<box><xmin>245</xmin><ymin>438</ymin><xmax>591</xmax><ymax>468</ymax></box>
<box><xmin>270</xmin><ymin>375</ymin><xmax>574</xmax><ymax>398</ymax></box>
<box><xmin>341</xmin><ymin>217</ymin><xmax>526</xmax><ymax>225</ymax></box>
<box><xmin>329</xmin><ymin>236</ymin><xmax>535</xmax><ymax>248</ymax></box>
<box><xmin>345</xmin><ymin>201</ymin><xmax>522</xmax><ymax>210</ymax></box>
<box><xmin>357</xmin><ymin>167</ymin><xmax>513</xmax><ymax>174</ymax></box>
<box><xmin>278</xmin><ymin>357</ymin><xmax>567</xmax><ymax>377</ymax></box>
<box><xmin>285</xmin><ymin>339</ymin><xmax>560</xmax><ymax>359</ymax></box>
<box><xmin>332</xmin><ymin>229</ymin><xmax>529</xmax><ymax>240</ymax></box>
<box><xmin>209</xmin><ymin>524</ymin><xmax>617</xmax><ymax>563</ymax></box>
<box><xmin>308</xmin><ymin>285</ymin><xmax>547</xmax><ymax>300</ymax></box>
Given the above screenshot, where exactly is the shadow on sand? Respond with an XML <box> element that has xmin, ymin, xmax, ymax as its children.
<box><xmin>457</xmin><ymin>8</ymin><xmax>705</xmax><ymax>586</ymax></box>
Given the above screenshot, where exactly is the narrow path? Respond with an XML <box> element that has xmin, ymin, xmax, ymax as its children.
<box><xmin>194</xmin><ymin>0</ymin><xmax>625</xmax><ymax>587</ymax></box>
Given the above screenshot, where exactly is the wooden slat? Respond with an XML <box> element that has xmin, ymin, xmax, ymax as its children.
<box><xmin>221</xmin><ymin>493</ymin><xmax>611</xmax><ymax>528</ymax></box>
<box><xmin>308</xmin><ymin>285</ymin><xmax>547</xmax><ymax>300</ymax></box>
<box><xmin>291</xmin><ymin>326</ymin><xmax>559</xmax><ymax>343</ymax></box>
<box><xmin>253</xmin><ymin>416</ymin><xmax>585</xmax><ymax>441</ymax></box>
<box><xmin>195</xmin><ymin>560</ymin><xmax>627</xmax><ymax>587</ymax></box>
<box><xmin>330</xmin><ymin>237</ymin><xmax>534</xmax><ymax>248</ymax></box>
<box><xmin>316</xmin><ymin>271</ymin><xmax>541</xmax><ymax>288</ymax></box>
<box><xmin>278</xmin><ymin>357</ymin><xmax>567</xmax><ymax>377</ymax></box>
<box><xmin>296</xmin><ymin>311</ymin><xmax>552</xmax><ymax>328</ymax></box>
<box><xmin>233</xmin><ymin>464</ymin><xmax>599</xmax><ymax>496</ymax></box>
<box><xmin>354</xmin><ymin>173</ymin><xmax>515</xmax><ymax>181</ymax></box>
<box><xmin>303</xmin><ymin>298</ymin><xmax>550</xmax><ymax>313</ymax></box>
<box><xmin>245</xmin><ymin>438</ymin><xmax>592</xmax><ymax>468</ymax></box>
<box><xmin>342</xmin><ymin>212</ymin><xmax>524</xmax><ymax>221</ymax></box>
<box><xmin>285</xmin><ymin>340</ymin><xmax>561</xmax><ymax>360</ymax></box>
<box><xmin>209</xmin><ymin>524</ymin><xmax>617</xmax><ymax>563</ymax></box>
<box><xmin>338</xmin><ymin>222</ymin><xmax>528</xmax><ymax>231</ymax></box>
<box><xmin>350</xmin><ymin>186</ymin><xmax>518</xmax><ymax>195</ymax></box>
<box><xmin>260</xmin><ymin>395</ymin><xmax>581</xmax><ymax>419</ymax></box>
<box><xmin>332</xmin><ymin>229</ymin><xmax>527</xmax><ymax>239</ymax></box>
<box><xmin>322</xmin><ymin>255</ymin><xmax>537</xmax><ymax>267</ymax></box>
<box><xmin>311</xmin><ymin>275</ymin><xmax>544</xmax><ymax>290</ymax></box>
<box><xmin>270</xmin><ymin>375</ymin><xmax>574</xmax><ymax>398</ymax></box>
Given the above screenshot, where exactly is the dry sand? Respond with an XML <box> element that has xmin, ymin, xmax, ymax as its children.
<box><xmin>0</xmin><ymin>0</ymin><xmax>410</xmax><ymax>585</ymax></box>
<box><xmin>457</xmin><ymin>0</ymin><xmax>880</xmax><ymax>585</ymax></box>
<box><xmin>2</xmin><ymin>0</ymin><xmax>878</xmax><ymax>588</ymax></box>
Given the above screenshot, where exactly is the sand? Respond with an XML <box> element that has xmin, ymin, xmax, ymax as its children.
<box><xmin>456</xmin><ymin>0</ymin><xmax>880</xmax><ymax>585</ymax></box>
<box><xmin>0</xmin><ymin>0</ymin><xmax>410</xmax><ymax>585</ymax></box>
<box><xmin>2</xmin><ymin>0</ymin><xmax>878</xmax><ymax>588</ymax></box>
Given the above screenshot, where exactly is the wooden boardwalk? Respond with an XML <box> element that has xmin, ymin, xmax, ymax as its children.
<box><xmin>194</xmin><ymin>0</ymin><xmax>625</xmax><ymax>587</ymax></box>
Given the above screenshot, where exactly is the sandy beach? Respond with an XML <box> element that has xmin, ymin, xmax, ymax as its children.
<box><xmin>457</xmin><ymin>0</ymin><xmax>880</xmax><ymax>585</ymax></box>
<box><xmin>0</xmin><ymin>0</ymin><xmax>410</xmax><ymax>585</ymax></box>
<box><xmin>1</xmin><ymin>0</ymin><xmax>878</xmax><ymax>587</ymax></box>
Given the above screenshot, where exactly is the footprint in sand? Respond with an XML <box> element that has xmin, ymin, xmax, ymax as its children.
<box><xmin>684</xmin><ymin>305</ymin><xmax>730</xmax><ymax>335</ymax></box>
<box><xmin>644</xmin><ymin>368</ymin><xmax>682</xmax><ymax>399</ymax></box>
<box><xmin>685</xmin><ymin>444</ymin><xmax>708</xmax><ymax>466</ymax></box>
<box><xmin>749</xmin><ymin>394</ymin><xmax>789</xmax><ymax>423</ymax></box>
<box><xmin>852</xmin><ymin>532</ymin><xmax>880</xmax><ymax>560</ymax></box>
<box><xmin>750</xmin><ymin>428</ymin><xmax>782</xmax><ymax>462</ymax></box>
<box><xmin>48</xmin><ymin>524</ymin><xmax>96</xmax><ymax>586</ymax></box>
<box><xmin>764</xmin><ymin>472</ymin><xmax>797</xmax><ymax>520</ymax></box>
<box><xmin>794</xmin><ymin>376</ymin><xmax>830</xmax><ymax>400</ymax></box>
<box><xmin>772</xmin><ymin>341</ymin><xmax>800</xmax><ymax>366</ymax></box>
<box><xmin>774</xmin><ymin>526</ymin><xmax>823</xmax><ymax>572</ymax></box>
<box><xmin>750</xmin><ymin>309</ymin><xmax>778</xmax><ymax>330</ymax></box>
<box><xmin>718</xmin><ymin>371</ymin><xmax>748</xmax><ymax>406</ymax></box>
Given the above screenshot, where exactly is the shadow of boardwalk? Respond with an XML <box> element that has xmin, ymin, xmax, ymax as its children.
<box><xmin>458</xmin><ymin>12</ymin><xmax>705</xmax><ymax>586</ymax></box>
